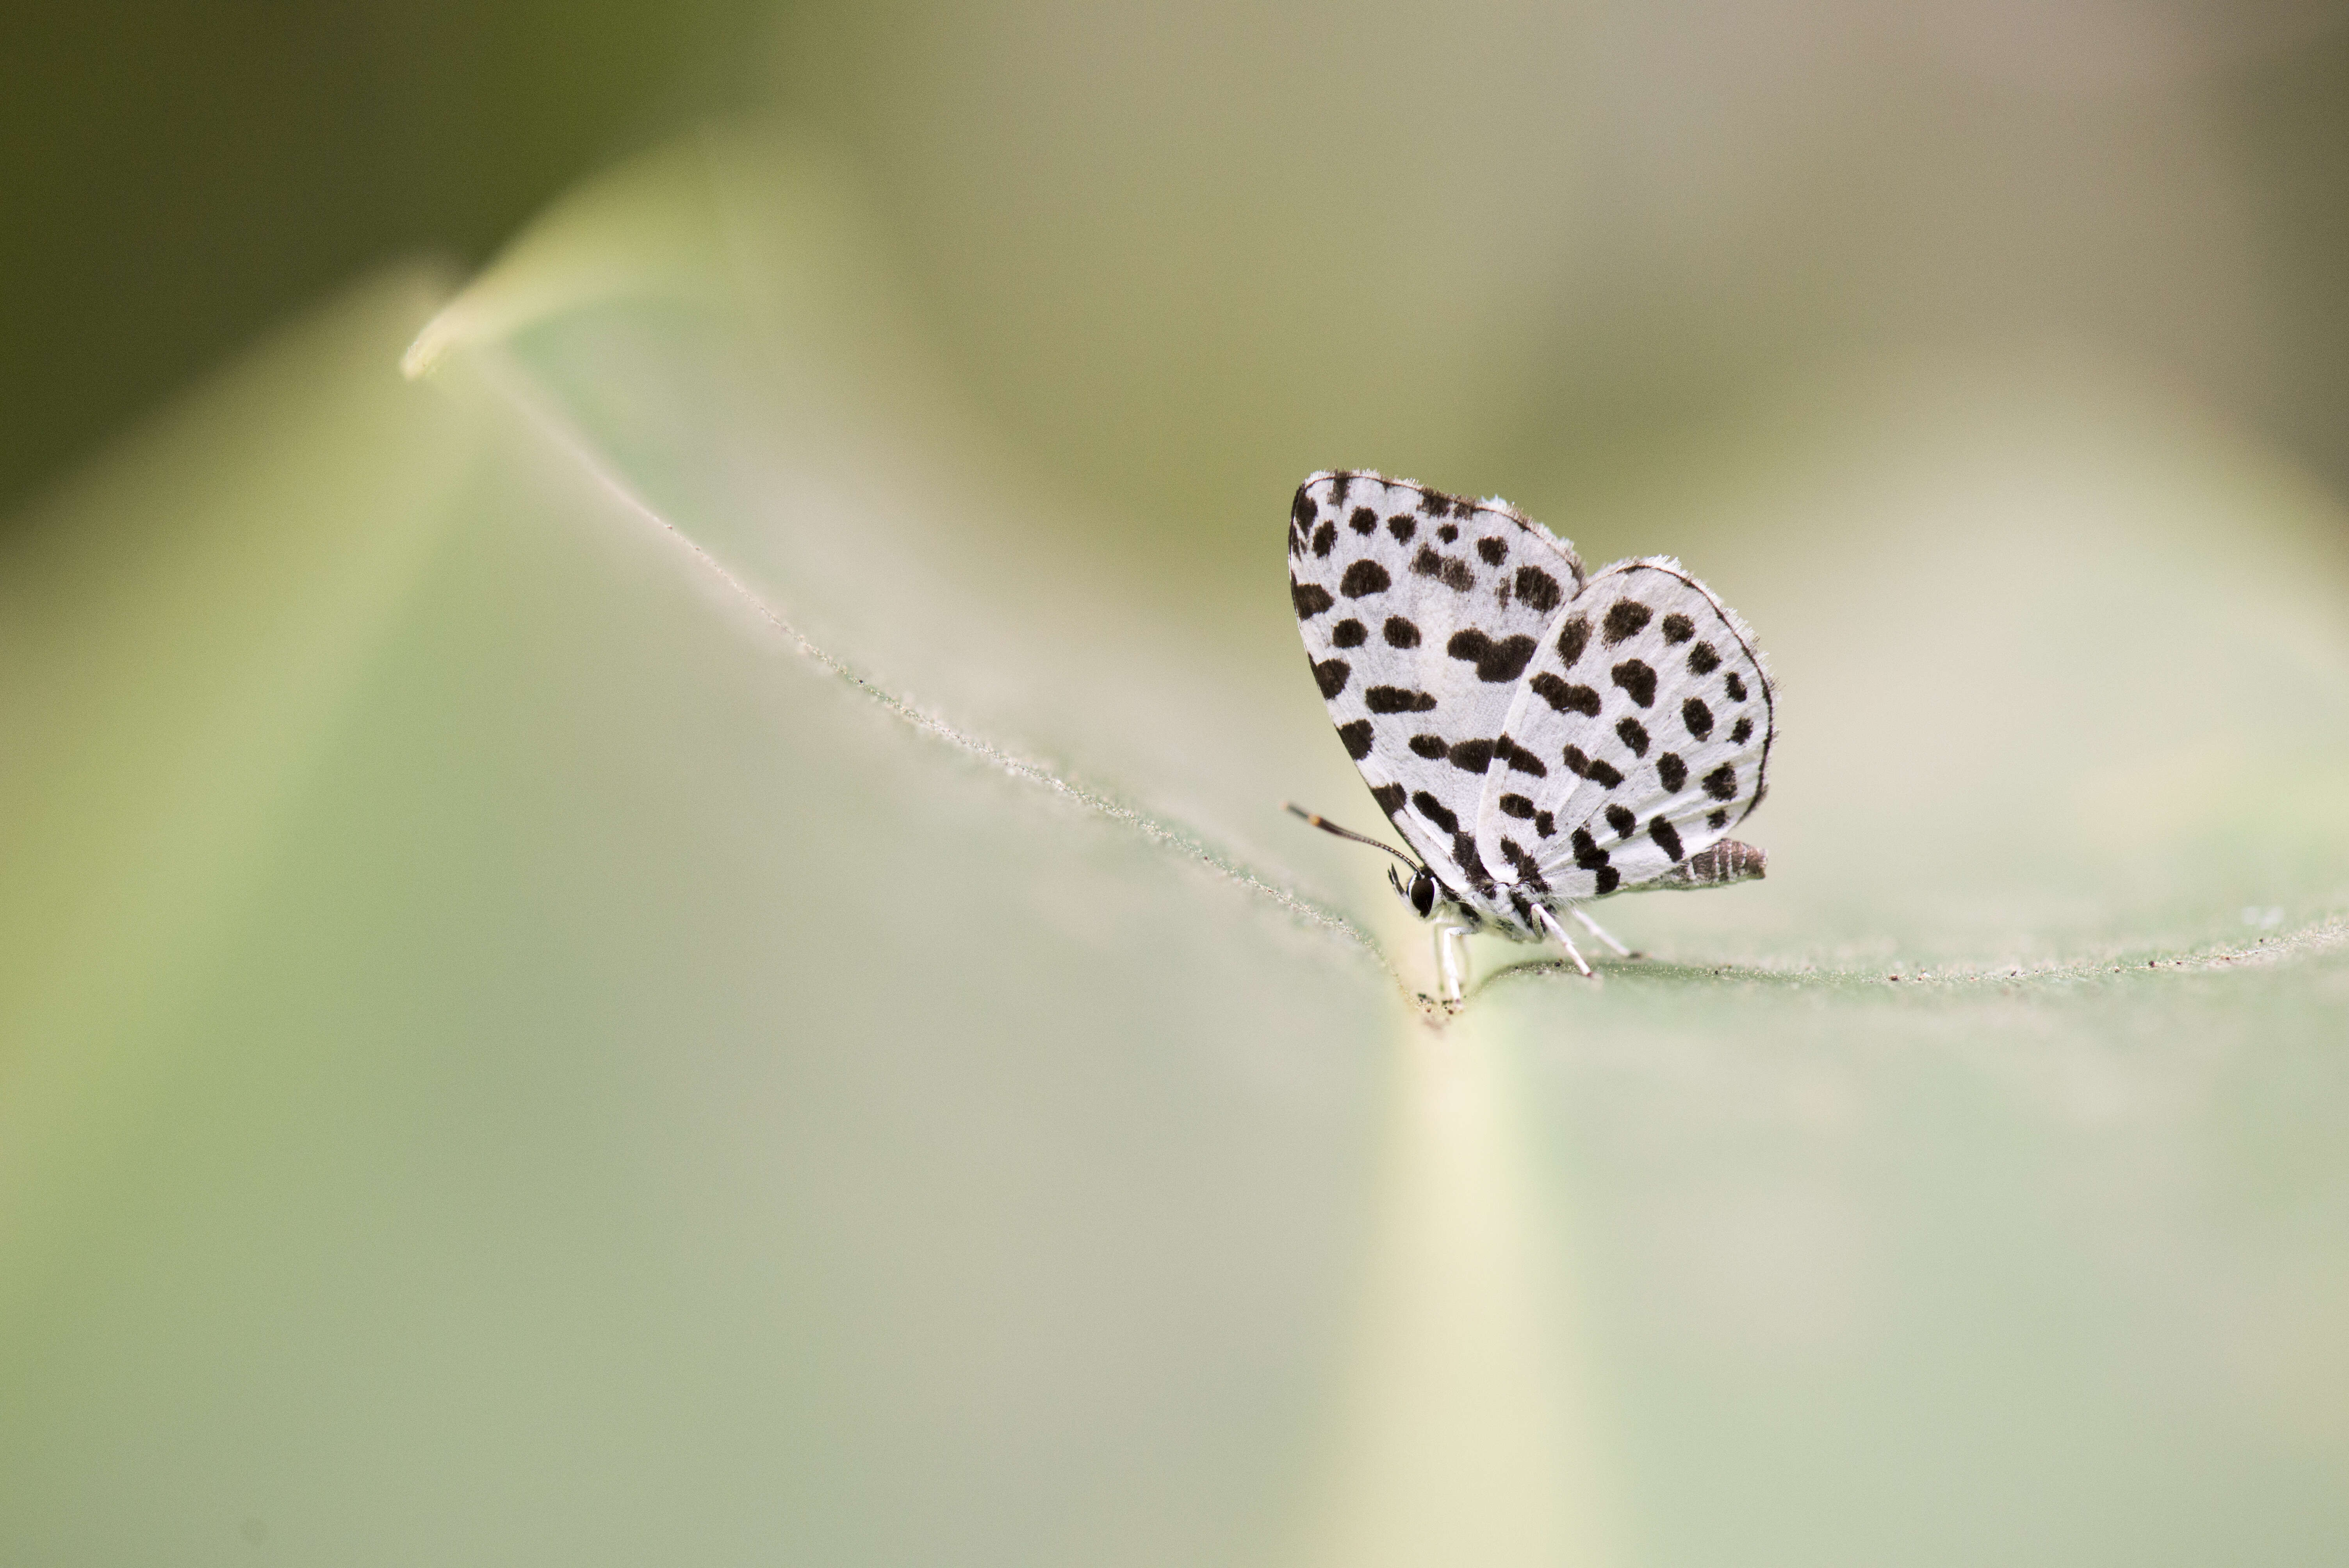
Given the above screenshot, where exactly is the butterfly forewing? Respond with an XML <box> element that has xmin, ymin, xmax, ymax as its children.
<box><xmin>1476</xmin><ymin>558</ymin><xmax>1774</xmax><ymax>898</ymax></box>
<box><xmin>1290</xmin><ymin>471</ymin><xmax>1586</xmax><ymax>905</ymax></box>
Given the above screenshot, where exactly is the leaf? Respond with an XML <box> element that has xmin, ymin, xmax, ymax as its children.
<box><xmin>4</xmin><ymin>127</ymin><xmax>2347</xmax><ymax>1566</ymax></box>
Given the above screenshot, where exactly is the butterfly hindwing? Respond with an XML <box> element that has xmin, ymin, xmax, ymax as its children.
<box><xmin>1476</xmin><ymin>558</ymin><xmax>1774</xmax><ymax>900</ymax></box>
<box><xmin>1290</xmin><ymin>471</ymin><xmax>1586</xmax><ymax>907</ymax></box>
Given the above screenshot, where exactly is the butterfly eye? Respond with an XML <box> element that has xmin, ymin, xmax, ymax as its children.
<box><xmin>1410</xmin><ymin>869</ymin><xmax>1437</xmax><ymax>918</ymax></box>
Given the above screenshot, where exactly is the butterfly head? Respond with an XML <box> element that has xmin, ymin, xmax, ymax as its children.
<box><xmin>1386</xmin><ymin>862</ymin><xmax>1440</xmax><ymax>920</ymax></box>
<box><xmin>1285</xmin><ymin>802</ymin><xmax>1464</xmax><ymax>925</ymax></box>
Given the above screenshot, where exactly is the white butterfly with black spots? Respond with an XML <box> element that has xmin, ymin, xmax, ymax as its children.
<box><xmin>1287</xmin><ymin>470</ymin><xmax>1773</xmax><ymax>1003</ymax></box>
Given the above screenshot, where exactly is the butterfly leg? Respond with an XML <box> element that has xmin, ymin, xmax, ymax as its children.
<box><xmin>1568</xmin><ymin>905</ymin><xmax>1642</xmax><ymax>960</ymax></box>
<box><xmin>1432</xmin><ymin>923</ymin><xmax>1474</xmax><ymax>1007</ymax></box>
<box><xmin>1530</xmin><ymin>905</ymin><xmax>1596</xmax><ymax>980</ymax></box>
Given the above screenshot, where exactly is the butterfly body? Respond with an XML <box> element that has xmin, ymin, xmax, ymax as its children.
<box><xmin>1288</xmin><ymin>470</ymin><xmax>1773</xmax><ymax>993</ymax></box>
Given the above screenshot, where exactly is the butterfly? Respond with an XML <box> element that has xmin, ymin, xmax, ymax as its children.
<box><xmin>1285</xmin><ymin>470</ymin><xmax>1773</xmax><ymax>1003</ymax></box>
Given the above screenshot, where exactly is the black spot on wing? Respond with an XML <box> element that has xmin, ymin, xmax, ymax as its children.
<box><xmin>1594</xmin><ymin>866</ymin><xmax>1620</xmax><ymax>894</ymax></box>
<box><xmin>1648</xmin><ymin>816</ymin><xmax>1684</xmax><ymax>861</ymax></box>
<box><xmin>1408</xmin><ymin>734</ymin><xmax>1447</xmax><ymax>759</ymax></box>
<box><xmin>1530</xmin><ymin>674</ymin><xmax>1602</xmax><ymax>716</ymax></box>
<box><xmin>1330</xmin><ymin>472</ymin><xmax>1354</xmax><ymax>504</ymax></box>
<box><xmin>1453</xmin><ymin>832</ymin><xmax>1494</xmax><ymax>894</ymax></box>
<box><xmin>1611</xmin><ymin>659</ymin><xmax>1657</xmax><ymax>707</ymax></box>
<box><xmin>1445</xmin><ymin>629</ymin><xmax>1537</xmax><ymax>683</ymax></box>
<box><xmin>1603</xmin><ymin>601</ymin><xmax>1652</xmax><ymax>645</ymax></box>
<box><xmin>1372</xmin><ymin>782</ymin><xmax>1406</xmax><ymax>819</ymax></box>
<box><xmin>1657</xmin><ymin>752</ymin><xmax>1687</xmax><ymax>792</ymax></box>
<box><xmin>1725</xmin><ymin>670</ymin><xmax>1748</xmax><ymax>702</ymax></box>
<box><xmin>1513</xmin><ymin>566</ymin><xmax>1563</xmax><ymax>613</ymax></box>
<box><xmin>1312</xmin><ymin>520</ymin><xmax>1336</xmax><ymax>558</ymax></box>
<box><xmin>1314</xmin><ymin>658</ymin><xmax>1350</xmax><ymax>698</ymax></box>
<box><xmin>1586</xmin><ymin>758</ymin><xmax>1624</xmax><ymax>789</ymax></box>
<box><xmin>1688</xmin><ymin>642</ymin><xmax>1720</xmax><ymax>675</ymax></box>
<box><xmin>1571</xmin><ymin>829</ymin><xmax>1610</xmax><ymax>871</ymax></box>
<box><xmin>1447</xmin><ymin>739</ymin><xmax>1494</xmax><ymax>773</ymax></box>
<box><xmin>1731</xmin><ymin>715</ymin><xmax>1753</xmax><ymax>746</ymax></box>
<box><xmin>1366</xmin><ymin>686</ymin><xmax>1438</xmax><ymax>713</ymax></box>
<box><xmin>1494</xmin><ymin>736</ymin><xmax>1547</xmax><ymax>777</ymax></box>
<box><xmin>1501</xmin><ymin>837</ymin><xmax>1548</xmax><ymax>891</ymax></box>
<box><xmin>1681</xmin><ymin>697</ymin><xmax>1713</xmax><ymax>741</ymax></box>
<box><xmin>1660</xmin><ymin>613</ymin><xmax>1694</xmax><ymax>644</ymax></box>
<box><xmin>1555</xmin><ymin>615</ymin><xmax>1590</xmax><ymax>669</ymax></box>
<box><xmin>1707</xmin><ymin>808</ymin><xmax>1729</xmax><ymax>830</ymax></box>
<box><xmin>1350</xmin><ymin>506</ymin><xmax>1378</xmax><ymax>535</ymax></box>
<box><xmin>1436</xmin><ymin>522</ymin><xmax>1459</xmax><ymax>543</ymax></box>
<box><xmin>1534</xmin><ymin>810</ymin><xmax>1555</xmax><ymax>838</ymax></box>
<box><xmin>1291</xmin><ymin>486</ymin><xmax>1315</xmax><ymax>529</ymax></box>
<box><xmin>1476</xmin><ymin>536</ymin><xmax>1507</xmax><ymax>566</ymax></box>
<box><xmin>1387</xmin><ymin>515</ymin><xmax>1416</xmax><ymax>543</ymax></box>
<box><xmin>1605</xmin><ymin>804</ymin><xmax>1636</xmax><ymax>839</ymax></box>
<box><xmin>1338</xmin><ymin>719</ymin><xmax>1372</xmax><ymax>760</ymax></box>
<box><xmin>1562</xmin><ymin>745</ymin><xmax>1588</xmax><ymax>777</ymax></box>
<box><xmin>1291</xmin><ymin>581</ymin><xmax>1333</xmax><ymax>619</ymax></box>
<box><xmin>1702</xmin><ymin>763</ymin><xmax>1738</xmax><ymax>801</ymax></box>
<box><xmin>1331</xmin><ymin>618</ymin><xmax>1366</xmax><ymax>648</ymax></box>
<box><xmin>1499</xmin><ymin>793</ymin><xmax>1535</xmax><ymax>818</ymax></box>
<box><xmin>1340</xmin><ymin>559</ymin><xmax>1392</xmax><ymax>598</ymax></box>
<box><xmin>1410</xmin><ymin>546</ymin><xmax>1474</xmax><ymax>593</ymax></box>
<box><xmin>1383</xmin><ymin>616</ymin><xmax>1421</xmax><ymax>648</ymax></box>
<box><xmin>1615</xmin><ymin>716</ymin><xmax>1649</xmax><ymax>756</ymax></box>
<box><xmin>1411</xmin><ymin>791</ymin><xmax>1460</xmax><ymax>834</ymax></box>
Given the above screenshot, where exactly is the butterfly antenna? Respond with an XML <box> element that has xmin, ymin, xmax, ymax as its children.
<box><xmin>1283</xmin><ymin>802</ymin><xmax>1423</xmax><ymax>871</ymax></box>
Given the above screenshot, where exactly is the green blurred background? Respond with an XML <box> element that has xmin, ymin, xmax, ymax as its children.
<box><xmin>7</xmin><ymin>4</ymin><xmax>2349</xmax><ymax>1566</ymax></box>
<box><xmin>14</xmin><ymin>0</ymin><xmax>2349</xmax><ymax>527</ymax></box>
<box><xmin>0</xmin><ymin>0</ymin><xmax>758</xmax><ymax>518</ymax></box>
